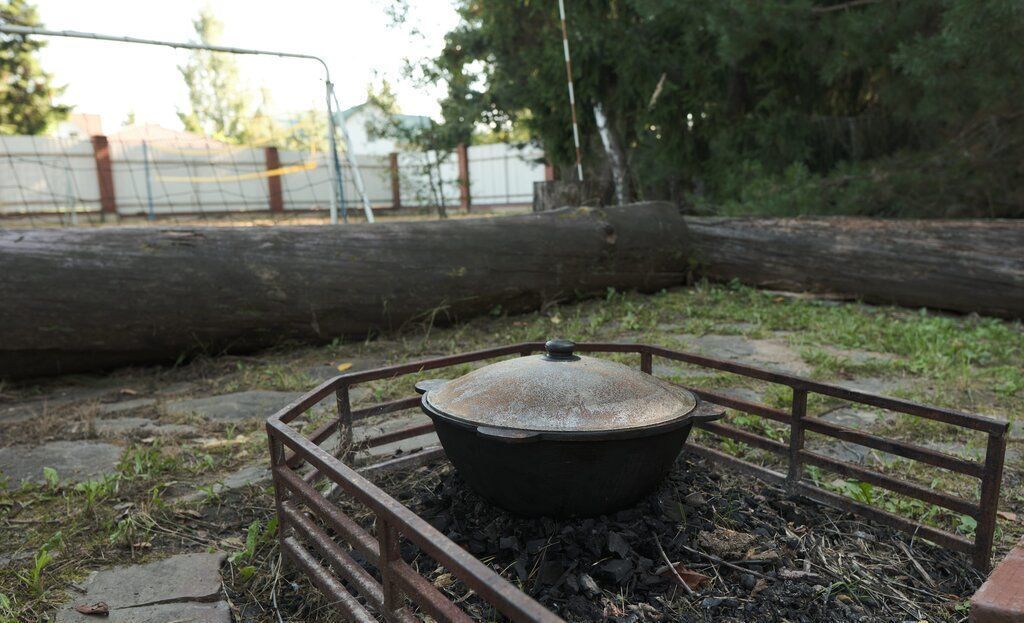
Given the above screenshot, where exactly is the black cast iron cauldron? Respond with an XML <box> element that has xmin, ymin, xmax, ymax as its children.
<box><xmin>415</xmin><ymin>340</ymin><xmax>723</xmax><ymax>517</ymax></box>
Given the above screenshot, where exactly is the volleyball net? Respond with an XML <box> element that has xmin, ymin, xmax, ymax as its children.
<box><xmin>0</xmin><ymin>129</ymin><xmax>402</xmax><ymax>227</ymax></box>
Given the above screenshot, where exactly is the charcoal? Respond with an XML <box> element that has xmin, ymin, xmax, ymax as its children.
<box><xmin>597</xmin><ymin>559</ymin><xmax>634</xmax><ymax>584</ymax></box>
<box><xmin>578</xmin><ymin>573</ymin><xmax>600</xmax><ymax>596</ymax></box>
<box><xmin>607</xmin><ymin>531</ymin><xmax>631</xmax><ymax>558</ymax></box>
<box><xmin>362</xmin><ymin>455</ymin><xmax>984</xmax><ymax>623</ymax></box>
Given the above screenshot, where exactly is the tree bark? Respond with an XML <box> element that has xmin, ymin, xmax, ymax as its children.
<box><xmin>0</xmin><ymin>203</ymin><xmax>689</xmax><ymax>379</ymax></box>
<box><xmin>686</xmin><ymin>216</ymin><xmax>1024</xmax><ymax>318</ymax></box>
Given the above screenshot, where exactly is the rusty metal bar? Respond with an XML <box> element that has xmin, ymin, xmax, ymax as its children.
<box><xmin>358</xmin><ymin>446</ymin><xmax>447</xmax><ymax>479</ymax></box>
<box><xmin>686</xmin><ymin>443</ymin><xmax>787</xmax><ymax>485</ymax></box>
<box><xmin>330</xmin><ymin>344</ymin><xmax>536</xmax><ymax>387</ymax></box>
<box><xmin>788</xmin><ymin>389</ymin><xmax>808</xmax><ymax>484</ymax></box>
<box><xmin>324</xmin><ymin>446</ymin><xmax>449</xmax><ymax>502</ymax></box>
<box><xmin>337</xmin><ymin>384</ymin><xmax>354</xmax><ymax>464</ymax></box>
<box><xmin>266</xmin><ymin>427</ymin><xmax>291</xmax><ymax>567</ymax></box>
<box><xmin>975</xmin><ymin>431</ymin><xmax>1008</xmax><ymax>570</ymax></box>
<box><xmin>802</xmin><ymin>384</ymin><xmax>1007</xmax><ymax>434</ymax></box>
<box><xmin>274</xmin><ymin>465</ymin><xmax>380</xmax><ymax>565</ymax></box>
<box><xmin>282</xmin><ymin>502</ymin><xmax>386</xmax><ymax>610</ymax></box>
<box><xmin>697</xmin><ymin>421</ymin><xmax>789</xmax><ymax>455</ymax></box>
<box><xmin>390</xmin><ymin>560</ymin><xmax>476</xmax><ymax>623</ymax></box>
<box><xmin>268</xmin><ymin>421</ymin><xmax>564</xmax><ymax>622</ymax></box>
<box><xmin>286</xmin><ymin>395</ymin><xmax>425</xmax><ymax>469</ymax></box>
<box><xmin>687</xmin><ymin>443</ymin><xmax>974</xmax><ymax>555</ymax></box>
<box><xmin>273</xmin><ymin>376</ymin><xmax>339</xmax><ymax>424</ymax></box>
<box><xmin>802</xmin><ymin>416</ymin><xmax>985</xmax><ymax>478</ymax></box>
<box><xmin>799</xmin><ymin>449</ymin><xmax>979</xmax><ymax>517</ymax></box>
<box><xmin>646</xmin><ymin>344</ymin><xmax>1008</xmax><ymax>433</ymax></box>
<box><xmin>793</xmin><ymin>483</ymin><xmax>974</xmax><ymax>555</ymax></box>
<box><xmin>281</xmin><ymin>536</ymin><xmax>377</xmax><ymax>623</ymax></box>
<box><xmin>353</xmin><ymin>396</ymin><xmax>423</xmax><ymax>420</ymax></box>
<box><xmin>377</xmin><ymin>517</ymin><xmax>405</xmax><ymax>621</ymax></box>
<box><xmin>640</xmin><ymin>351</ymin><xmax>652</xmax><ymax>374</ymax></box>
<box><xmin>688</xmin><ymin>387</ymin><xmax>791</xmax><ymax>424</ymax></box>
<box><xmin>647</xmin><ymin>344</ymin><xmax>806</xmax><ymax>387</ymax></box>
<box><xmin>361</xmin><ymin>421</ymin><xmax>436</xmax><ymax>449</ymax></box>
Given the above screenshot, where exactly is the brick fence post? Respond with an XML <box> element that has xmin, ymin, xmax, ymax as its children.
<box><xmin>457</xmin><ymin>143</ymin><xmax>471</xmax><ymax>212</ymax></box>
<box><xmin>544</xmin><ymin>160</ymin><xmax>556</xmax><ymax>181</ymax></box>
<box><xmin>265</xmin><ymin>147</ymin><xmax>284</xmax><ymax>214</ymax></box>
<box><xmin>389</xmin><ymin>152</ymin><xmax>401</xmax><ymax>209</ymax></box>
<box><xmin>90</xmin><ymin>135</ymin><xmax>117</xmax><ymax>218</ymax></box>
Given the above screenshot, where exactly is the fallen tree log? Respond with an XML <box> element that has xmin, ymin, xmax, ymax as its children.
<box><xmin>686</xmin><ymin>217</ymin><xmax>1024</xmax><ymax>318</ymax></box>
<box><xmin>0</xmin><ymin>204</ymin><xmax>689</xmax><ymax>378</ymax></box>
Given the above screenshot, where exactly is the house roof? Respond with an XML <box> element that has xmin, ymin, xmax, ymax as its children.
<box><xmin>340</xmin><ymin>102</ymin><xmax>430</xmax><ymax>130</ymax></box>
<box><xmin>109</xmin><ymin>123</ymin><xmax>234</xmax><ymax>148</ymax></box>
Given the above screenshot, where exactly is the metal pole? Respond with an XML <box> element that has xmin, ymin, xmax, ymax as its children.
<box><xmin>330</xmin><ymin>86</ymin><xmax>375</xmax><ymax>223</ymax></box>
<box><xmin>557</xmin><ymin>0</ymin><xmax>584</xmax><ymax>182</ymax></box>
<box><xmin>325</xmin><ymin>81</ymin><xmax>343</xmax><ymax>224</ymax></box>
<box><xmin>142</xmin><ymin>140</ymin><xmax>155</xmax><ymax>221</ymax></box>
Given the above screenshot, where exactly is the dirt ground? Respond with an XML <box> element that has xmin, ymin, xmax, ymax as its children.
<box><xmin>0</xmin><ymin>282</ymin><xmax>1020</xmax><ymax>622</ymax></box>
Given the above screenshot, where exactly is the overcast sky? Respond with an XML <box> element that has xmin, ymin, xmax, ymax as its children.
<box><xmin>33</xmin><ymin>0</ymin><xmax>460</xmax><ymax>134</ymax></box>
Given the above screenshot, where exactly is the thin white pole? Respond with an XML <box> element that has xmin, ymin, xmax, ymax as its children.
<box><xmin>557</xmin><ymin>0</ymin><xmax>584</xmax><ymax>182</ymax></box>
<box><xmin>330</xmin><ymin>85</ymin><xmax>375</xmax><ymax>223</ymax></box>
<box><xmin>325</xmin><ymin>82</ymin><xmax>342</xmax><ymax>224</ymax></box>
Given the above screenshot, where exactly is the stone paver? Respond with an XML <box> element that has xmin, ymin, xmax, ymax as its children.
<box><xmin>0</xmin><ymin>386</ymin><xmax>119</xmax><ymax>424</ymax></box>
<box><xmin>820</xmin><ymin>406</ymin><xmax>886</xmax><ymax>429</ymax></box>
<box><xmin>672</xmin><ymin>334</ymin><xmax>810</xmax><ymax>376</ymax></box>
<box><xmin>55</xmin><ymin>552</ymin><xmax>228</xmax><ymax>623</ymax></box>
<box><xmin>98</xmin><ymin>398</ymin><xmax>158</xmax><ymax>416</ymax></box>
<box><xmin>58</xmin><ymin>602</ymin><xmax>231</xmax><ymax>623</ymax></box>
<box><xmin>820</xmin><ymin>346</ymin><xmax>898</xmax><ymax>365</ymax></box>
<box><xmin>165</xmin><ymin>390</ymin><xmax>304</xmax><ymax>422</ymax></box>
<box><xmin>94</xmin><ymin>417</ymin><xmax>197</xmax><ymax>438</ymax></box>
<box><xmin>175</xmin><ymin>462</ymin><xmax>270</xmax><ymax>503</ymax></box>
<box><xmin>0</xmin><ymin>441</ymin><xmax>122</xmax><ymax>487</ymax></box>
<box><xmin>832</xmin><ymin>376</ymin><xmax>902</xmax><ymax>395</ymax></box>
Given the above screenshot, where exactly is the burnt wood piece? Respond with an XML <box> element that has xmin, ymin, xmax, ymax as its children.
<box><xmin>0</xmin><ymin>203</ymin><xmax>688</xmax><ymax>378</ymax></box>
<box><xmin>685</xmin><ymin>216</ymin><xmax>1024</xmax><ymax>319</ymax></box>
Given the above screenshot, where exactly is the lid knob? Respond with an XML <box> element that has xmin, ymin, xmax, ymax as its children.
<box><xmin>544</xmin><ymin>339</ymin><xmax>579</xmax><ymax>361</ymax></box>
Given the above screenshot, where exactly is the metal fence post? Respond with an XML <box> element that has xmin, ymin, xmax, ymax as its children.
<box><xmin>975</xmin><ymin>430</ymin><xmax>1008</xmax><ymax>570</ymax></box>
<box><xmin>788</xmin><ymin>388</ymin><xmax>808</xmax><ymax>486</ymax></box>
<box><xmin>389</xmin><ymin>152</ymin><xmax>401</xmax><ymax>209</ymax></box>
<box><xmin>640</xmin><ymin>351</ymin><xmax>652</xmax><ymax>374</ymax></box>
<box><xmin>90</xmin><ymin>134</ymin><xmax>117</xmax><ymax>220</ymax></box>
<box><xmin>265</xmin><ymin>146</ymin><xmax>284</xmax><ymax>214</ymax></box>
<box><xmin>267</xmin><ymin>429</ymin><xmax>290</xmax><ymax>570</ymax></box>
<box><xmin>336</xmin><ymin>384</ymin><xmax>354</xmax><ymax>464</ymax></box>
<box><xmin>377</xmin><ymin>518</ymin><xmax>403</xmax><ymax>621</ymax></box>
<box><xmin>142</xmin><ymin>140</ymin><xmax>155</xmax><ymax>221</ymax></box>
<box><xmin>457</xmin><ymin>143</ymin><xmax>471</xmax><ymax>213</ymax></box>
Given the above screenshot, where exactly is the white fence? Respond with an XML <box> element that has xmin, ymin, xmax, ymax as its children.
<box><xmin>0</xmin><ymin>135</ymin><xmax>547</xmax><ymax>221</ymax></box>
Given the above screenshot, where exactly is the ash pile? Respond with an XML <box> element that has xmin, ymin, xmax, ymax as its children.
<box><xmin>370</xmin><ymin>456</ymin><xmax>982</xmax><ymax>623</ymax></box>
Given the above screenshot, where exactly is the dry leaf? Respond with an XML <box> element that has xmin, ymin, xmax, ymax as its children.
<box><xmin>996</xmin><ymin>510</ymin><xmax>1018</xmax><ymax>522</ymax></box>
<box><xmin>336</xmin><ymin>362</ymin><xmax>353</xmax><ymax>372</ymax></box>
<box><xmin>433</xmin><ymin>572</ymin><xmax>455</xmax><ymax>590</ymax></box>
<box><xmin>661</xmin><ymin>564</ymin><xmax>710</xmax><ymax>590</ymax></box>
<box><xmin>74</xmin><ymin>602</ymin><xmax>109</xmax><ymax>616</ymax></box>
<box><xmin>751</xmin><ymin>578</ymin><xmax>768</xmax><ymax>597</ymax></box>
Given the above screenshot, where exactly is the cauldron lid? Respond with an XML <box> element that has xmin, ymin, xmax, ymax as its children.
<box><xmin>423</xmin><ymin>339</ymin><xmax>697</xmax><ymax>432</ymax></box>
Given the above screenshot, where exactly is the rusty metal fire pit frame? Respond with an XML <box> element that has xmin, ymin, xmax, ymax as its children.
<box><xmin>266</xmin><ymin>341</ymin><xmax>1010</xmax><ymax>622</ymax></box>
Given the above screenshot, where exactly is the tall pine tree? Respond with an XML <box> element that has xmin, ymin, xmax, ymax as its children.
<box><xmin>0</xmin><ymin>0</ymin><xmax>69</xmax><ymax>135</ymax></box>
